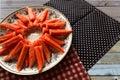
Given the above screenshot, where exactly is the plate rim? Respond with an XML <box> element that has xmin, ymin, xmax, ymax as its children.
<box><xmin>0</xmin><ymin>5</ymin><xmax>72</xmax><ymax>75</ymax></box>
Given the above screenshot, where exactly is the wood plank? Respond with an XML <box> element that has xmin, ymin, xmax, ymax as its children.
<box><xmin>2</xmin><ymin>0</ymin><xmax>120</xmax><ymax>8</ymax></box>
<box><xmin>114</xmin><ymin>17</ymin><xmax>120</xmax><ymax>22</ymax></box>
<box><xmin>1</xmin><ymin>0</ymin><xmax>119</xmax><ymax>8</ymax></box>
<box><xmin>86</xmin><ymin>0</ymin><xmax>120</xmax><ymax>7</ymax></box>
<box><xmin>88</xmin><ymin>64</ymin><xmax>120</xmax><ymax>75</ymax></box>
<box><xmin>97</xmin><ymin>53</ymin><xmax>120</xmax><ymax>64</ymax></box>
<box><xmin>0</xmin><ymin>0</ymin><xmax>48</xmax><ymax>8</ymax></box>
<box><xmin>0</xmin><ymin>9</ymin><xmax>19</xmax><ymax>19</ymax></box>
<box><xmin>96</xmin><ymin>7</ymin><xmax>120</xmax><ymax>17</ymax></box>
<box><xmin>91</xmin><ymin>76</ymin><xmax>120</xmax><ymax>80</ymax></box>
<box><xmin>109</xmin><ymin>41</ymin><xmax>120</xmax><ymax>53</ymax></box>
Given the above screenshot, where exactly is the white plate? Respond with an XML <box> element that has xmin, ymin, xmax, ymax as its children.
<box><xmin>0</xmin><ymin>6</ymin><xmax>72</xmax><ymax>75</ymax></box>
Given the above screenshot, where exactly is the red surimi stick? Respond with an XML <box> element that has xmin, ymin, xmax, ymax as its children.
<box><xmin>25</xmin><ymin>53</ymin><xmax>29</xmax><ymax>67</ymax></box>
<box><xmin>1</xmin><ymin>34</ymin><xmax>23</xmax><ymax>48</ymax></box>
<box><xmin>16</xmin><ymin>13</ymin><xmax>29</xmax><ymax>24</ymax></box>
<box><xmin>17</xmin><ymin>44</ymin><xmax>29</xmax><ymax>71</ymax></box>
<box><xmin>42</xmin><ymin>35</ymin><xmax>64</xmax><ymax>54</ymax></box>
<box><xmin>4</xmin><ymin>41</ymin><xmax>23</xmax><ymax>61</ymax></box>
<box><xmin>47</xmin><ymin>21</ymin><xmax>66</xmax><ymax>29</ymax></box>
<box><xmin>37</xmin><ymin>39</ymin><xmax>51</xmax><ymax>63</ymax></box>
<box><xmin>34</xmin><ymin>46</ymin><xmax>44</xmax><ymax>72</ymax></box>
<box><xmin>42</xmin><ymin>41</ymin><xmax>51</xmax><ymax>63</ymax></box>
<box><xmin>49</xmin><ymin>29</ymin><xmax>72</xmax><ymax>36</ymax></box>
<box><xmin>29</xmin><ymin>44</ymin><xmax>36</xmax><ymax>68</ymax></box>
<box><xmin>45</xmin><ymin>33</ymin><xmax>65</xmax><ymax>45</ymax></box>
<box><xmin>26</xmin><ymin>6</ymin><xmax>35</xmax><ymax>21</ymax></box>
<box><xmin>0</xmin><ymin>23</ymin><xmax>20</xmax><ymax>30</ymax></box>
<box><xmin>0</xmin><ymin>32</ymin><xmax>16</xmax><ymax>42</ymax></box>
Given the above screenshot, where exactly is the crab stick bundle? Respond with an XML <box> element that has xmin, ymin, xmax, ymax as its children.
<box><xmin>4</xmin><ymin>41</ymin><xmax>23</xmax><ymax>61</ymax></box>
<box><xmin>29</xmin><ymin>44</ymin><xmax>36</xmax><ymax>68</ymax></box>
<box><xmin>0</xmin><ymin>23</ymin><xmax>20</xmax><ymax>30</ymax></box>
<box><xmin>26</xmin><ymin>6</ymin><xmax>35</xmax><ymax>21</ymax></box>
<box><xmin>0</xmin><ymin>46</ymin><xmax>13</xmax><ymax>56</ymax></box>
<box><xmin>37</xmin><ymin>39</ymin><xmax>51</xmax><ymax>63</ymax></box>
<box><xmin>0</xmin><ymin>32</ymin><xmax>16</xmax><ymax>42</ymax></box>
<box><xmin>34</xmin><ymin>46</ymin><xmax>44</xmax><ymax>72</ymax></box>
<box><xmin>42</xmin><ymin>35</ymin><xmax>64</xmax><ymax>54</ymax></box>
<box><xmin>42</xmin><ymin>27</ymin><xmax>49</xmax><ymax>36</ymax></box>
<box><xmin>42</xmin><ymin>42</ymin><xmax>51</xmax><ymax>63</ymax></box>
<box><xmin>38</xmin><ymin>8</ymin><xmax>49</xmax><ymax>22</ymax></box>
<box><xmin>25</xmin><ymin>53</ymin><xmax>29</xmax><ymax>67</ymax></box>
<box><xmin>1</xmin><ymin>34</ymin><xmax>23</xmax><ymax>48</ymax></box>
<box><xmin>47</xmin><ymin>18</ymin><xmax>60</xmax><ymax>23</ymax></box>
<box><xmin>47</xmin><ymin>21</ymin><xmax>66</xmax><ymax>29</ymax></box>
<box><xmin>34</xmin><ymin>8</ymin><xmax>49</xmax><ymax>24</ymax></box>
<box><xmin>16</xmin><ymin>13</ymin><xmax>29</xmax><ymax>24</ymax></box>
<box><xmin>45</xmin><ymin>33</ymin><xmax>65</xmax><ymax>45</ymax></box>
<box><xmin>49</xmin><ymin>29</ymin><xmax>72</xmax><ymax>36</ymax></box>
<box><xmin>14</xmin><ymin>22</ymin><xmax>27</xmax><ymax>29</ymax></box>
<box><xmin>17</xmin><ymin>44</ymin><xmax>29</xmax><ymax>71</ymax></box>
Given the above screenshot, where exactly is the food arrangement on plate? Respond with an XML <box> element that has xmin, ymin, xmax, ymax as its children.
<box><xmin>0</xmin><ymin>6</ymin><xmax>72</xmax><ymax>75</ymax></box>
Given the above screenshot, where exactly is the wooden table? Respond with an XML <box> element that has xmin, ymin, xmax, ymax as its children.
<box><xmin>0</xmin><ymin>0</ymin><xmax>120</xmax><ymax>80</ymax></box>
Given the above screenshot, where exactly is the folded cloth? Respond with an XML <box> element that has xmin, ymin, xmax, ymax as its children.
<box><xmin>44</xmin><ymin>0</ymin><xmax>120</xmax><ymax>70</ymax></box>
<box><xmin>0</xmin><ymin>46</ymin><xmax>90</xmax><ymax>80</ymax></box>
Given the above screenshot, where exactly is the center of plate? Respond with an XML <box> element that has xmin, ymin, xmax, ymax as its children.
<box><xmin>26</xmin><ymin>29</ymin><xmax>42</xmax><ymax>42</ymax></box>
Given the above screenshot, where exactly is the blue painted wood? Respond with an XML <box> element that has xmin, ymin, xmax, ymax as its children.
<box><xmin>88</xmin><ymin>64</ymin><xmax>120</xmax><ymax>75</ymax></box>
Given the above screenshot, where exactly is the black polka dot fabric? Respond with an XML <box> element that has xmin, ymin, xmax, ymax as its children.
<box><xmin>44</xmin><ymin>0</ymin><xmax>120</xmax><ymax>70</ymax></box>
<box><xmin>72</xmin><ymin>9</ymin><xmax>120</xmax><ymax>70</ymax></box>
<box><xmin>44</xmin><ymin>0</ymin><xmax>95</xmax><ymax>25</ymax></box>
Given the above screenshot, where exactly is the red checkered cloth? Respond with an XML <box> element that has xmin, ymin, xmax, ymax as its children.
<box><xmin>0</xmin><ymin>46</ymin><xmax>90</xmax><ymax>80</ymax></box>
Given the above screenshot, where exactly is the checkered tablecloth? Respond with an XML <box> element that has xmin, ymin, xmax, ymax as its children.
<box><xmin>0</xmin><ymin>46</ymin><xmax>90</xmax><ymax>80</ymax></box>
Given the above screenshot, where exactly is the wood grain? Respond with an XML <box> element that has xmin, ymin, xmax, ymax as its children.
<box><xmin>109</xmin><ymin>41</ymin><xmax>120</xmax><ymax>52</ymax></box>
<box><xmin>88</xmin><ymin>64</ymin><xmax>120</xmax><ymax>75</ymax></box>
<box><xmin>97</xmin><ymin>7</ymin><xmax>120</xmax><ymax>17</ymax></box>
<box><xmin>91</xmin><ymin>76</ymin><xmax>120</xmax><ymax>80</ymax></box>
<box><xmin>86</xmin><ymin>0</ymin><xmax>120</xmax><ymax>7</ymax></box>
<box><xmin>97</xmin><ymin>53</ymin><xmax>120</xmax><ymax>64</ymax></box>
